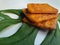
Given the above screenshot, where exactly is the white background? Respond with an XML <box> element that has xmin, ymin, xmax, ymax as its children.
<box><xmin>0</xmin><ymin>0</ymin><xmax>60</xmax><ymax>12</ymax></box>
<box><xmin>0</xmin><ymin>0</ymin><xmax>60</xmax><ymax>45</ymax></box>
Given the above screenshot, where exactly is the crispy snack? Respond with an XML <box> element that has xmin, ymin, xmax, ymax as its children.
<box><xmin>27</xmin><ymin>3</ymin><xmax>58</xmax><ymax>13</ymax></box>
<box><xmin>23</xmin><ymin>17</ymin><xmax>58</xmax><ymax>30</ymax></box>
<box><xmin>22</xmin><ymin>9</ymin><xmax>58</xmax><ymax>23</ymax></box>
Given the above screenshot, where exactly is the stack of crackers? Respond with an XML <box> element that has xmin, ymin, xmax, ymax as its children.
<box><xmin>22</xmin><ymin>3</ymin><xmax>58</xmax><ymax>30</ymax></box>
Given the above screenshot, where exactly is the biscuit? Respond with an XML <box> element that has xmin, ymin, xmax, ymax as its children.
<box><xmin>22</xmin><ymin>9</ymin><xmax>58</xmax><ymax>23</ymax></box>
<box><xmin>23</xmin><ymin>17</ymin><xmax>58</xmax><ymax>30</ymax></box>
<box><xmin>27</xmin><ymin>3</ymin><xmax>58</xmax><ymax>13</ymax></box>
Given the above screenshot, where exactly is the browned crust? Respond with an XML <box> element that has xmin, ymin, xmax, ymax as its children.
<box><xmin>23</xmin><ymin>17</ymin><xmax>58</xmax><ymax>30</ymax></box>
<box><xmin>22</xmin><ymin>9</ymin><xmax>58</xmax><ymax>23</ymax></box>
<box><xmin>27</xmin><ymin>3</ymin><xmax>58</xmax><ymax>13</ymax></box>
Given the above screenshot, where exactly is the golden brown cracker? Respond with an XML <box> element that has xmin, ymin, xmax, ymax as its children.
<box><xmin>27</xmin><ymin>3</ymin><xmax>58</xmax><ymax>13</ymax></box>
<box><xmin>23</xmin><ymin>17</ymin><xmax>58</xmax><ymax>30</ymax></box>
<box><xmin>22</xmin><ymin>9</ymin><xmax>58</xmax><ymax>23</ymax></box>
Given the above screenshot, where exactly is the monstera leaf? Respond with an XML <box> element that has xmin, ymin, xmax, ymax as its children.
<box><xmin>0</xmin><ymin>12</ymin><xmax>20</xmax><ymax>31</ymax></box>
<box><xmin>0</xmin><ymin>9</ymin><xmax>39</xmax><ymax>45</ymax></box>
<box><xmin>0</xmin><ymin>9</ymin><xmax>60</xmax><ymax>45</ymax></box>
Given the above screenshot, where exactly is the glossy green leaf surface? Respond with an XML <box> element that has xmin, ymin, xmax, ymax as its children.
<box><xmin>0</xmin><ymin>9</ymin><xmax>60</xmax><ymax>45</ymax></box>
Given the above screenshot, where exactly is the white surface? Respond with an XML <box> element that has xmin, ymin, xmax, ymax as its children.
<box><xmin>34</xmin><ymin>30</ymin><xmax>48</xmax><ymax>45</ymax></box>
<box><xmin>2</xmin><ymin>13</ymin><xmax>19</xmax><ymax>19</ymax></box>
<box><xmin>0</xmin><ymin>0</ymin><xmax>60</xmax><ymax>45</ymax></box>
<box><xmin>0</xmin><ymin>23</ymin><xmax>22</xmax><ymax>38</ymax></box>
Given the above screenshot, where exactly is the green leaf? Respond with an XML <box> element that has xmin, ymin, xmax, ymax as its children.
<box><xmin>1</xmin><ymin>9</ymin><xmax>60</xmax><ymax>45</ymax></box>
<box><xmin>41</xmin><ymin>24</ymin><xmax>60</xmax><ymax>45</ymax></box>
<box><xmin>0</xmin><ymin>23</ymin><xmax>38</xmax><ymax>45</ymax></box>
<box><xmin>0</xmin><ymin>19</ymin><xmax>20</xmax><ymax>31</ymax></box>
<box><xmin>0</xmin><ymin>13</ymin><xmax>20</xmax><ymax>31</ymax></box>
<box><xmin>58</xmin><ymin>13</ymin><xmax>60</xmax><ymax>22</ymax></box>
<box><xmin>0</xmin><ymin>9</ymin><xmax>39</xmax><ymax>45</ymax></box>
<box><xmin>0</xmin><ymin>9</ymin><xmax>23</xmax><ymax>21</ymax></box>
<box><xmin>0</xmin><ymin>9</ymin><xmax>21</xmax><ymax>15</ymax></box>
